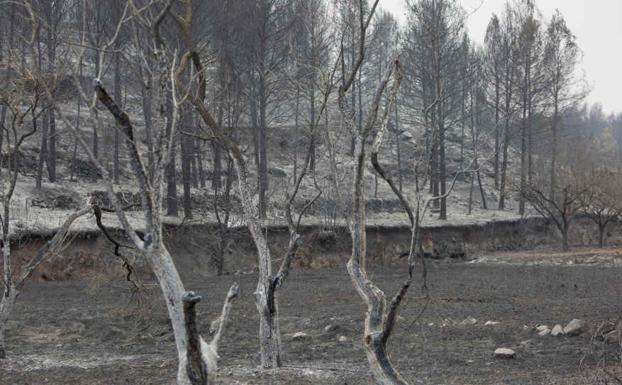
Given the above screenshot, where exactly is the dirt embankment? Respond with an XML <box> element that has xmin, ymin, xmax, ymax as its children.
<box><xmin>5</xmin><ymin>215</ymin><xmax>622</xmax><ymax>282</ymax></box>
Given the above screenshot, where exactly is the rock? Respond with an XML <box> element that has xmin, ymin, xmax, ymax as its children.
<box><xmin>338</xmin><ymin>335</ymin><xmax>348</xmax><ymax>343</ymax></box>
<box><xmin>268</xmin><ymin>167</ymin><xmax>287</xmax><ymax>178</ymax></box>
<box><xmin>538</xmin><ymin>328</ymin><xmax>551</xmax><ymax>336</ymax></box>
<box><xmin>461</xmin><ymin>317</ymin><xmax>478</xmax><ymax>326</ymax></box>
<box><xmin>605</xmin><ymin>330</ymin><xmax>619</xmax><ymax>344</ymax></box>
<box><xmin>292</xmin><ymin>332</ymin><xmax>309</xmax><ymax>341</ymax></box>
<box><xmin>551</xmin><ymin>324</ymin><xmax>564</xmax><ymax>336</ymax></box>
<box><xmin>563</xmin><ymin>319</ymin><xmax>586</xmax><ymax>336</ymax></box>
<box><xmin>494</xmin><ymin>348</ymin><xmax>516</xmax><ymax>359</ymax></box>
<box><xmin>485</xmin><ymin>321</ymin><xmax>500</xmax><ymax>326</ymax></box>
<box><xmin>536</xmin><ymin>325</ymin><xmax>549</xmax><ymax>332</ymax></box>
<box><xmin>324</xmin><ymin>324</ymin><xmax>339</xmax><ymax>333</ymax></box>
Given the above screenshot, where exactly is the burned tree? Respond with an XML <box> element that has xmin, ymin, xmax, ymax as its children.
<box><xmin>336</xmin><ymin>1</ymin><xmax>410</xmax><ymax>383</ymax></box>
<box><xmin>521</xmin><ymin>182</ymin><xmax>584</xmax><ymax>251</ymax></box>
<box><xmin>171</xmin><ymin>0</ymin><xmax>325</xmax><ymax>369</ymax></box>
<box><xmin>31</xmin><ymin>2</ymin><xmax>240</xmax><ymax>383</ymax></box>
<box><xmin>580</xmin><ymin>171</ymin><xmax>622</xmax><ymax>248</ymax></box>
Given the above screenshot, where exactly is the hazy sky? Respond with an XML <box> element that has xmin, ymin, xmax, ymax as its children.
<box><xmin>380</xmin><ymin>0</ymin><xmax>622</xmax><ymax>114</ymax></box>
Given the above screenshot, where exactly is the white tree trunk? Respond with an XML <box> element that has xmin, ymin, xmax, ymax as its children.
<box><xmin>234</xmin><ymin>163</ymin><xmax>281</xmax><ymax>368</ymax></box>
<box><xmin>146</xmin><ymin>242</ymin><xmax>232</xmax><ymax>385</ymax></box>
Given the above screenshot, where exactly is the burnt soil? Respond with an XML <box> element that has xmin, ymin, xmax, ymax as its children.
<box><xmin>2</xmin><ymin>261</ymin><xmax>622</xmax><ymax>385</ymax></box>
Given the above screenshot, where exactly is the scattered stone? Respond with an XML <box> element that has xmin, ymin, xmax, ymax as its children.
<box><xmin>605</xmin><ymin>330</ymin><xmax>619</xmax><ymax>344</ymax></box>
<box><xmin>338</xmin><ymin>335</ymin><xmax>348</xmax><ymax>343</ymax></box>
<box><xmin>292</xmin><ymin>332</ymin><xmax>309</xmax><ymax>340</ymax></box>
<box><xmin>461</xmin><ymin>317</ymin><xmax>478</xmax><ymax>326</ymax></box>
<box><xmin>485</xmin><ymin>321</ymin><xmax>500</xmax><ymax>326</ymax></box>
<box><xmin>551</xmin><ymin>324</ymin><xmax>564</xmax><ymax>336</ymax></box>
<box><xmin>563</xmin><ymin>319</ymin><xmax>586</xmax><ymax>336</ymax></box>
<box><xmin>494</xmin><ymin>348</ymin><xmax>516</xmax><ymax>359</ymax></box>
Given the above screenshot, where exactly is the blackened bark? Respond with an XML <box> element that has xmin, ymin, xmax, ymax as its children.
<box><xmin>181</xmin><ymin>131</ymin><xmax>193</xmax><ymax>219</ymax></box>
<box><xmin>113</xmin><ymin>51</ymin><xmax>122</xmax><ymax>184</ymax></box>
<box><xmin>258</xmin><ymin>69</ymin><xmax>268</xmax><ymax>219</ymax></box>
<box><xmin>394</xmin><ymin>104</ymin><xmax>403</xmax><ymax>194</ymax></box>
<box><xmin>166</xmin><ymin>96</ymin><xmax>178</xmax><ymax>217</ymax></box>
<box><xmin>36</xmin><ymin>117</ymin><xmax>48</xmax><ymax>190</ymax></box>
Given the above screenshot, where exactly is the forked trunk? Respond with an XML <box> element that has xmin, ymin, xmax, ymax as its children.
<box><xmin>365</xmin><ymin>336</ymin><xmax>409</xmax><ymax>385</ymax></box>
<box><xmin>144</xmin><ymin>242</ymin><xmax>224</xmax><ymax>385</ymax></box>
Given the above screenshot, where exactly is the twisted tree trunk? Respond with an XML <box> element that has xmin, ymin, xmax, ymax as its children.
<box><xmin>339</xmin><ymin>51</ymin><xmax>409</xmax><ymax>384</ymax></box>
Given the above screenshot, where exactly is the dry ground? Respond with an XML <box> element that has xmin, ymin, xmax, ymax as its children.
<box><xmin>2</xmin><ymin>254</ymin><xmax>622</xmax><ymax>385</ymax></box>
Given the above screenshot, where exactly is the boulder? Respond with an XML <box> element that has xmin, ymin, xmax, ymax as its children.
<box><xmin>563</xmin><ymin>319</ymin><xmax>586</xmax><ymax>336</ymax></box>
<box><xmin>338</xmin><ymin>335</ymin><xmax>348</xmax><ymax>343</ymax></box>
<box><xmin>485</xmin><ymin>321</ymin><xmax>500</xmax><ymax>326</ymax></box>
<box><xmin>538</xmin><ymin>328</ymin><xmax>551</xmax><ymax>336</ymax></box>
<box><xmin>494</xmin><ymin>348</ymin><xmax>516</xmax><ymax>359</ymax></box>
<box><xmin>551</xmin><ymin>324</ymin><xmax>564</xmax><ymax>336</ymax></box>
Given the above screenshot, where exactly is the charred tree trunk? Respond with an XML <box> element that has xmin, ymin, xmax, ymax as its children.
<box><xmin>0</xmin><ymin>210</ymin><xmax>14</xmax><ymax>360</ymax></box>
<box><xmin>47</xmin><ymin>109</ymin><xmax>57</xmax><ymax>182</ymax></box>
<box><xmin>212</xmin><ymin>142</ymin><xmax>222</xmax><ymax>192</ymax></box>
<box><xmin>599</xmin><ymin>223</ymin><xmax>607</xmax><ymax>248</ymax></box>
<box><xmin>166</xmin><ymin>96</ymin><xmax>178</xmax><ymax>217</ymax></box>
<box><xmin>92</xmin><ymin>51</ymin><xmax>100</xmax><ymax>159</ymax></box>
<box><xmin>0</xmin><ymin>284</ymin><xmax>16</xmax><ymax>359</ymax></box>
<box><xmin>258</xmin><ymin>69</ymin><xmax>269</xmax><ymax>219</ymax></box>
<box><xmin>181</xmin><ymin>131</ymin><xmax>193</xmax><ymax>219</ymax></box>
<box><xmin>494</xmin><ymin>76</ymin><xmax>500</xmax><ymax>190</ymax></box>
<box><xmin>498</xmin><ymin>118</ymin><xmax>510</xmax><ymax>210</ymax></box>
<box><xmin>140</xmin><ymin>72</ymin><xmax>155</xmax><ymax>176</ymax></box>
<box><xmin>561</xmin><ymin>223</ymin><xmax>569</xmax><ymax>252</ymax></box>
<box><xmin>519</xmin><ymin>94</ymin><xmax>528</xmax><ymax>215</ymax></box>
<box><xmin>394</xmin><ymin>104</ymin><xmax>403</xmax><ymax>194</ymax></box>
<box><xmin>498</xmin><ymin>63</ymin><xmax>513</xmax><ymax>210</ymax></box>
<box><xmin>550</xmin><ymin>96</ymin><xmax>559</xmax><ymax>202</ymax></box>
<box><xmin>36</xmin><ymin>117</ymin><xmax>48</xmax><ymax>190</ymax></box>
<box><xmin>113</xmin><ymin>51</ymin><xmax>122</xmax><ymax>184</ymax></box>
<box><xmin>45</xmin><ymin>17</ymin><xmax>57</xmax><ymax>183</ymax></box>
